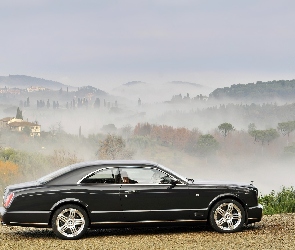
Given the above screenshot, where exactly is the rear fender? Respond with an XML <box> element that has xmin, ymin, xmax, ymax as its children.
<box><xmin>49</xmin><ymin>198</ymin><xmax>90</xmax><ymax>225</ymax></box>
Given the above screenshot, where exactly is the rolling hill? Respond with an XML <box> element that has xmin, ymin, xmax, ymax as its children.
<box><xmin>0</xmin><ymin>75</ymin><xmax>76</xmax><ymax>90</ymax></box>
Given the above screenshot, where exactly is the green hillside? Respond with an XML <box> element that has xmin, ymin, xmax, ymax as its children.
<box><xmin>209</xmin><ymin>80</ymin><xmax>295</xmax><ymax>102</ymax></box>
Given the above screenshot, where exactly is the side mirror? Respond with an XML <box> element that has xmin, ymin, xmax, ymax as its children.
<box><xmin>187</xmin><ymin>178</ymin><xmax>194</xmax><ymax>183</ymax></box>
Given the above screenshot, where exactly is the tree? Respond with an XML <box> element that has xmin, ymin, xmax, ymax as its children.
<box><xmin>51</xmin><ymin>150</ymin><xmax>80</xmax><ymax>168</ymax></box>
<box><xmin>16</xmin><ymin>107</ymin><xmax>23</xmax><ymax>119</ymax></box>
<box><xmin>248</xmin><ymin>123</ymin><xmax>256</xmax><ymax>133</ymax></box>
<box><xmin>120</xmin><ymin>124</ymin><xmax>133</xmax><ymax>139</ymax></box>
<box><xmin>250</xmin><ymin>129</ymin><xmax>279</xmax><ymax>146</ymax></box>
<box><xmin>196</xmin><ymin>134</ymin><xmax>219</xmax><ymax>158</ymax></box>
<box><xmin>277</xmin><ymin>121</ymin><xmax>295</xmax><ymax>146</ymax></box>
<box><xmin>98</xmin><ymin>134</ymin><xmax>133</xmax><ymax>160</ymax></box>
<box><xmin>94</xmin><ymin>98</ymin><xmax>100</xmax><ymax>108</ymax></box>
<box><xmin>218</xmin><ymin>123</ymin><xmax>234</xmax><ymax>137</ymax></box>
<box><xmin>249</xmin><ymin>128</ymin><xmax>279</xmax><ymax>154</ymax></box>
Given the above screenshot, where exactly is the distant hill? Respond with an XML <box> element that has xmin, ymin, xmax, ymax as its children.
<box><xmin>0</xmin><ymin>75</ymin><xmax>76</xmax><ymax>90</ymax></box>
<box><xmin>111</xmin><ymin>80</ymin><xmax>212</xmax><ymax>102</ymax></box>
<box><xmin>168</xmin><ymin>81</ymin><xmax>203</xmax><ymax>88</ymax></box>
<box><xmin>123</xmin><ymin>81</ymin><xmax>146</xmax><ymax>86</ymax></box>
<box><xmin>209</xmin><ymin>79</ymin><xmax>295</xmax><ymax>102</ymax></box>
<box><xmin>75</xmin><ymin>85</ymin><xmax>108</xmax><ymax>97</ymax></box>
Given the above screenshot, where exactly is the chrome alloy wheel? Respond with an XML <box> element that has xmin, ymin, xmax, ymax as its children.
<box><xmin>213</xmin><ymin>202</ymin><xmax>242</xmax><ymax>231</ymax></box>
<box><xmin>56</xmin><ymin>208</ymin><xmax>86</xmax><ymax>238</ymax></box>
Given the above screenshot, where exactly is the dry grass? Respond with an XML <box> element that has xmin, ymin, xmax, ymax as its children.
<box><xmin>1</xmin><ymin>214</ymin><xmax>295</xmax><ymax>250</ymax></box>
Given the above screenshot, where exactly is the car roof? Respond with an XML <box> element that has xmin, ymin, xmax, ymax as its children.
<box><xmin>74</xmin><ymin>160</ymin><xmax>159</xmax><ymax>168</ymax></box>
<box><xmin>38</xmin><ymin>160</ymin><xmax>189</xmax><ymax>184</ymax></box>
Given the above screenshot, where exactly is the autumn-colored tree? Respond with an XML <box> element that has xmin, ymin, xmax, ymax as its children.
<box><xmin>134</xmin><ymin>123</ymin><xmax>152</xmax><ymax>136</ymax></box>
<box><xmin>0</xmin><ymin>160</ymin><xmax>19</xmax><ymax>192</ymax></box>
<box><xmin>134</xmin><ymin>123</ymin><xmax>200</xmax><ymax>152</ymax></box>
<box><xmin>98</xmin><ymin>134</ymin><xmax>133</xmax><ymax>160</ymax></box>
<box><xmin>51</xmin><ymin>150</ymin><xmax>81</xmax><ymax>169</ymax></box>
<box><xmin>173</xmin><ymin>127</ymin><xmax>190</xmax><ymax>149</ymax></box>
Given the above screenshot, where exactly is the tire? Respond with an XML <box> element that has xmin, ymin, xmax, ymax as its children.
<box><xmin>209</xmin><ymin>199</ymin><xmax>245</xmax><ymax>233</ymax></box>
<box><xmin>52</xmin><ymin>204</ymin><xmax>89</xmax><ymax>240</ymax></box>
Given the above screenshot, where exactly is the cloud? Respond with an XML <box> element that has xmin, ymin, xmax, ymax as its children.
<box><xmin>0</xmin><ymin>0</ymin><xmax>295</xmax><ymax>88</ymax></box>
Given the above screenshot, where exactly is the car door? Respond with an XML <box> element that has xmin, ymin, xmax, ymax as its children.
<box><xmin>79</xmin><ymin>167</ymin><xmax>122</xmax><ymax>224</ymax></box>
<box><xmin>118</xmin><ymin>166</ymin><xmax>198</xmax><ymax>222</ymax></box>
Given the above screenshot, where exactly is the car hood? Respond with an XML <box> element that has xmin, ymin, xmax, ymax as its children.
<box><xmin>190</xmin><ymin>180</ymin><xmax>254</xmax><ymax>189</ymax></box>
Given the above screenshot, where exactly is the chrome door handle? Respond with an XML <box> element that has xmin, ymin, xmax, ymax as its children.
<box><xmin>124</xmin><ymin>190</ymin><xmax>136</xmax><ymax>193</ymax></box>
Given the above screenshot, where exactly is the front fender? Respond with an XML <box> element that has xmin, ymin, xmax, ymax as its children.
<box><xmin>207</xmin><ymin>193</ymin><xmax>248</xmax><ymax>213</ymax></box>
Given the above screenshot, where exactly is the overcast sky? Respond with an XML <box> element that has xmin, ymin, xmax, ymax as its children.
<box><xmin>1</xmin><ymin>0</ymin><xmax>295</xmax><ymax>91</ymax></box>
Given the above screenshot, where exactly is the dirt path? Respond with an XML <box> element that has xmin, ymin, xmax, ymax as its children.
<box><xmin>1</xmin><ymin>214</ymin><xmax>295</xmax><ymax>250</ymax></box>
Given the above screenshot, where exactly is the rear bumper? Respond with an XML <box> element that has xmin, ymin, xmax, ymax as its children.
<box><xmin>247</xmin><ymin>204</ymin><xmax>263</xmax><ymax>224</ymax></box>
<box><xmin>1</xmin><ymin>208</ymin><xmax>51</xmax><ymax>227</ymax></box>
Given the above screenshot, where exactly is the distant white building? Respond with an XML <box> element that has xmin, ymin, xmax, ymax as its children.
<box><xmin>0</xmin><ymin>117</ymin><xmax>14</xmax><ymax>129</ymax></box>
<box><xmin>27</xmin><ymin>86</ymin><xmax>46</xmax><ymax>92</ymax></box>
<box><xmin>0</xmin><ymin>117</ymin><xmax>41</xmax><ymax>137</ymax></box>
<box><xmin>0</xmin><ymin>88</ymin><xmax>21</xmax><ymax>95</ymax></box>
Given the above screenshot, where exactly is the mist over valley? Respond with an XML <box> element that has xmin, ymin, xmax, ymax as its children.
<box><xmin>1</xmin><ymin>75</ymin><xmax>295</xmax><ymax>195</ymax></box>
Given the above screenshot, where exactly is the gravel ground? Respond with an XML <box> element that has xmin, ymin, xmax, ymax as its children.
<box><xmin>1</xmin><ymin>214</ymin><xmax>295</xmax><ymax>250</ymax></box>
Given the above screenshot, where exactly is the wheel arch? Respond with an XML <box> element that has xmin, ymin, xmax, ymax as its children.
<box><xmin>48</xmin><ymin>198</ymin><xmax>90</xmax><ymax>226</ymax></box>
<box><xmin>207</xmin><ymin>193</ymin><xmax>248</xmax><ymax>221</ymax></box>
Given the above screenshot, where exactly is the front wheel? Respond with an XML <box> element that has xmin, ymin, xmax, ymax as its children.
<box><xmin>209</xmin><ymin>199</ymin><xmax>245</xmax><ymax>233</ymax></box>
<box><xmin>52</xmin><ymin>204</ymin><xmax>89</xmax><ymax>240</ymax></box>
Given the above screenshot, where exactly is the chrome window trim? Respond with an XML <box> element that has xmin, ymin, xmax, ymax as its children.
<box><xmin>157</xmin><ymin>164</ymin><xmax>188</xmax><ymax>183</ymax></box>
<box><xmin>77</xmin><ymin>165</ymin><xmax>186</xmax><ymax>185</ymax></box>
<box><xmin>77</xmin><ymin>167</ymin><xmax>116</xmax><ymax>184</ymax></box>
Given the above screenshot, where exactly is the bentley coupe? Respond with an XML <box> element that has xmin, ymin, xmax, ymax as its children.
<box><xmin>0</xmin><ymin>160</ymin><xmax>262</xmax><ymax>239</ymax></box>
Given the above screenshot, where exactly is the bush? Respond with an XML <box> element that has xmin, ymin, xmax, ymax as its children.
<box><xmin>0</xmin><ymin>148</ymin><xmax>81</xmax><ymax>195</ymax></box>
<box><xmin>259</xmin><ymin>187</ymin><xmax>295</xmax><ymax>215</ymax></box>
<box><xmin>0</xmin><ymin>160</ymin><xmax>19</xmax><ymax>193</ymax></box>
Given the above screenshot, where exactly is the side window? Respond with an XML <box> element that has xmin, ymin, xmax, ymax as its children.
<box><xmin>119</xmin><ymin>167</ymin><xmax>179</xmax><ymax>184</ymax></box>
<box><xmin>81</xmin><ymin>168</ymin><xmax>116</xmax><ymax>184</ymax></box>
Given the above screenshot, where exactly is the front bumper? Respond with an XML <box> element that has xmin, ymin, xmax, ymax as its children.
<box><xmin>247</xmin><ymin>204</ymin><xmax>263</xmax><ymax>224</ymax></box>
<box><xmin>0</xmin><ymin>207</ymin><xmax>5</xmax><ymax>225</ymax></box>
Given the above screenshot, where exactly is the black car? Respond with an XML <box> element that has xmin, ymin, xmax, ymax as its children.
<box><xmin>0</xmin><ymin>160</ymin><xmax>262</xmax><ymax>240</ymax></box>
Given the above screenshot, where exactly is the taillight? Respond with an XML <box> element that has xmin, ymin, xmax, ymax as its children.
<box><xmin>4</xmin><ymin>192</ymin><xmax>14</xmax><ymax>208</ymax></box>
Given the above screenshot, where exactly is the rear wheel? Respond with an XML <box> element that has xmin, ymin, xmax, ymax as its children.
<box><xmin>209</xmin><ymin>199</ymin><xmax>245</xmax><ymax>233</ymax></box>
<box><xmin>52</xmin><ymin>204</ymin><xmax>89</xmax><ymax>240</ymax></box>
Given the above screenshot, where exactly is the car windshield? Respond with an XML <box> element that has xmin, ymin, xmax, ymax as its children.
<box><xmin>37</xmin><ymin>164</ymin><xmax>78</xmax><ymax>184</ymax></box>
<box><xmin>157</xmin><ymin>164</ymin><xmax>187</xmax><ymax>183</ymax></box>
